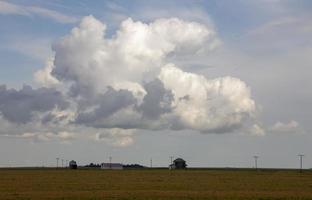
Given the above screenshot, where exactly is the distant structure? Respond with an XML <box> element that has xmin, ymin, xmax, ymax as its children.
<box><xmin>69</xmin><ymin>160</ymin><xmax>77</xmax><ymax>169</ymax></box>
<box><xmin>169</xmin><ymin>158</ymin><xmax>187</xmax><ymax>169</ymax></box>
<box><xmin>123</xmin><ymin>164</ymin><xmax>145</xmax><ymax>169</ymax></box>
<box><xmin>101</xmin><ymin>163</ymin><xmax>123</xmax><ymax>170</ymax></box>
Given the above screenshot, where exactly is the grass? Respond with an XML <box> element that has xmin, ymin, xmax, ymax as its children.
<box><xmin>0</xmin><ymin>168</ymin><xmax>312</xmax><ymax>200</ymax></box>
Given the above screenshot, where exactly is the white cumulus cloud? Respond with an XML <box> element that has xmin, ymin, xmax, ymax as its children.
<box><xmin>159</xmin><ymin>64</ymin><xmax>257</xmax><ymax>133</ymax></box>
<box><xmin>95</xmin><ymin>128</ymin><xmax>135</xmax><ymax>147</ymax></box>
<box><xmin>0</xmin><ymin>15</ymin><xmax>263</xmax><ymax>147</ymax></box>
<box><xmin>34</xmin><ymin>57</ymin><xmax>60</xmax><ymax>87</ymax></box>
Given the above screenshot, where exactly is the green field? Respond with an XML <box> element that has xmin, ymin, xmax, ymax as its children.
<box><xmin>1</xmin><ymin>168</ymin><xmax>312</xmax><ymax>200</ymax></box>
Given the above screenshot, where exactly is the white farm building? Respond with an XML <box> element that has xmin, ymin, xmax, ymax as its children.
<box><xmin>101</xmin><ymin>163</ymin><xmax>123</xmax><ymax>170</ymax></box>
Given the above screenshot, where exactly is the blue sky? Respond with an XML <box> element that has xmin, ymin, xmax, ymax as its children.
<box><xmin>0</xmin><ymin>0</ymin><xmax>312</xmax><ymax>168</ymax></box>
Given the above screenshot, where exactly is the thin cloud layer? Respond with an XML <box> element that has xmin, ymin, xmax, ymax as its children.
<box><xmin>0</xmin><ymin>16</ymin><xmax>269</xmax><ymax>146</ymax></box>
<box><xmin>0</xmin><ymin>1</ymin><xmax>78</xmax><ymax>23</ymax></box>
<box><xmin>270</xmin><ymin>120</ymin><xmax>304</xmax><ymax>134</ymax></box>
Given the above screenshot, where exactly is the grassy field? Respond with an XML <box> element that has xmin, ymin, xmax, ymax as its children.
<box><xmin>1</xmin><ymin>168</ymin><xmax>312</xmax><ymax>200</ymax></box>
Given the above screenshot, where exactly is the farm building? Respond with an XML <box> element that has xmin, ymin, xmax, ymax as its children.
<box><xmin>169</xmin><ymin>158</ymin><xmax>187</xmax><ymax>169</ymax></box>
<box><xmin>69</xmin><ymin>160</ymin><xmax>77</xmax><ymax>169</ymax></box>
<box><xmin>101</xmin><ymin>163</ymin><xmax>123</xmax><ymax>170</ymax></box>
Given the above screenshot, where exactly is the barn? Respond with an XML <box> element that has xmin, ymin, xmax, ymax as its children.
<box><xmin>101</xmin><ymin>163</ymin><xmax>123</xmax><ymax>170</ymax></box>
<box><xmin>69</xmin><ymin>160</ymin><xmax>77</xmax><ymax>169</ymax></box>
<box><xmin>169</xmin><ymin>158</ymin><xmax>187</xmax><ymax>169</ymax></box>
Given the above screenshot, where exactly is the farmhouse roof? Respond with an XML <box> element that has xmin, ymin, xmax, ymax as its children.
<box><xmin>174</xmin><ymin>158</ymin><xmax>185</xmax><ymax>162</ymax></box>
<box><xmin>69</xmin><ymin>160</ymin><xmax>77</xmax><ymax>165</ymax></box>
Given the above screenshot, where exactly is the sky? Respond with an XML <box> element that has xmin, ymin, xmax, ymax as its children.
<box><xmin>0</xmin><ymin>0</ymin><xmax>311</xmax><ymax>168</ymax></box>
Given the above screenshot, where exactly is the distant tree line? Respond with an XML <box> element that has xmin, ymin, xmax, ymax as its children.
<box><xmin>84</xmin><ymin>163</ymin><xmax>101</xmax><ymax>168</ymax></box>
<box><xmin>123</xmin><ymin>164</ymin><xmax>145</xmax><ymax>169</ymax></box>
<box><xmin>84</xmin><ymin>163</ymin><xmax>146</xmax><ymax>169</ymax></box>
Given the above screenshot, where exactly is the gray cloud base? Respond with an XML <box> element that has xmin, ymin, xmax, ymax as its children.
<box><xmin>0</xmin><ymin>85</ymin><xmax>68</xmax><ymax>124</ymax></box>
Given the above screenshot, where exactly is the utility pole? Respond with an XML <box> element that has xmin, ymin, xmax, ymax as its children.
<box><xmin>109</xmin><ymin>156</ymin><xmax>112</xmax><ymax>169</ymax></box>
<box><xmin>61</xmin><ymin>159</ymin><xmax>64</xmax><ymax>168</ymax></box>
<box><xmin>56</xmin><ymin>158</ymin><xmax>59</xmax><ymax>168</ymax></box>
<box><xmin>170</xmin><ymin>156</ymin><xmax>174</xmax><ymax>169</ymax></box>
<box><xmin>298</xmin><ymin>154</ymin><xmax>304</xmax><ymax>173</ymax></box>
<box><xmin>150</xmin><ymin>158</ymin><xmax>153</xmax><ymax>168</ymax></box>
<box><xmin>253</xmin><ymin>156</ymin><xmax>259</xmax><ymax>170</ymax></box>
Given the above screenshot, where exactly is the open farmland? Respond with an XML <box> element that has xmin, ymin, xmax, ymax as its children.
<box><xmin>1</xmin><ymin>169</ymin><xmax>312</xmax><ymax>200</ymax></box>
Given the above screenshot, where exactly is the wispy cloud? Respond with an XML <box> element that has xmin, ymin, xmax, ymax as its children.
<box><xmin>0</xmin><ymin>1</ymin><xmax>78</xmax><ymax>23</ymax></box>
<box><xmin>1</xmin><ymin>131</ymin><xmax>75</xmax><ymax>143</ymax></box>
<box><xmin>270</xmin><ymin>120</ymin><xmax>305</xmax><ymax>135</ymax></box>
<box><xmin>6</xmin><ymin>38</ymin><xmax>53</xmax><ymax>62</ymax></box>
<box><xmin>248</xmin><ymin>15</ymin><xmax>312</xmax><ymax>37</ymax></box>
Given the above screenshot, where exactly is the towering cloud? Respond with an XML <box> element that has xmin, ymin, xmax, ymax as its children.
<box><xmin>51</xmin><ymin>16</ymin><xmax>217</xmax><ymax>95</ymax></box>
<box><xmin>0</xmin><ymin>15</ymin><xmax>265</xmax><ymax>146</ymax></box>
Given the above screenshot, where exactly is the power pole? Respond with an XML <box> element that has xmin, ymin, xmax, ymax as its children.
<box><xmin>61</xmin><ymin>159</ymin><xmax>64</xmax><ymax>168</ymax></box>
<box><xmin>150</xmin><ymin>158</ymin><xmax>153</xmax><ymax>168</ymax></box>
<box><xmin>56</xmin><ymin>158</ymin><xmax>59</xmax><ymax>168</ymax></box>
<box><xmin>298</xmin><ymin>154</ymin><xmax>304</xmax><ymax>173</ymax></box>
<box><xmin>253</xmin><ymin>156</ymin><xmax>259</xmax><ymax>170</ymax></box>
<box><xmin>109</xmin><ymin>156</ymin><xmax>112</xmax><ymax>169</ymax></box>
<box><xmin>170</xmin><ymin>156</ymin><xmax>174</xmax><ymax>169</ymax></box>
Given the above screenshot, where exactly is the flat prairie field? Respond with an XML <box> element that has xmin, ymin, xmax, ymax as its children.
<box><xmin>1</xmin><ymin>168</ymin><xmax>312</xmax><ymax>200</ymax></box>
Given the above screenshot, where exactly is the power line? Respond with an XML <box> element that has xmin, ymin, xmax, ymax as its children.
<box><xmin>298</xmin><ymin>154</ymin><xmax>304</xmax><ymax>173</ymax></box>
<box><xmin>56</xmin><ymin>158</ymin><xmax>59</xmax><ymax>168</ymax></box>
<box><xmin>109</xmin><ymin>156</ymin><xmax>112</xmax><ymax>169</ymax></box>
<box><xmin>253</xmin><ymin>156</ymin><xmax>259</xmax><ymax>170</ymax></box>
<box><xmin>170</xmin><ymin>156</ymin><xmax>174</xmax><ymax>169</ymax></box>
